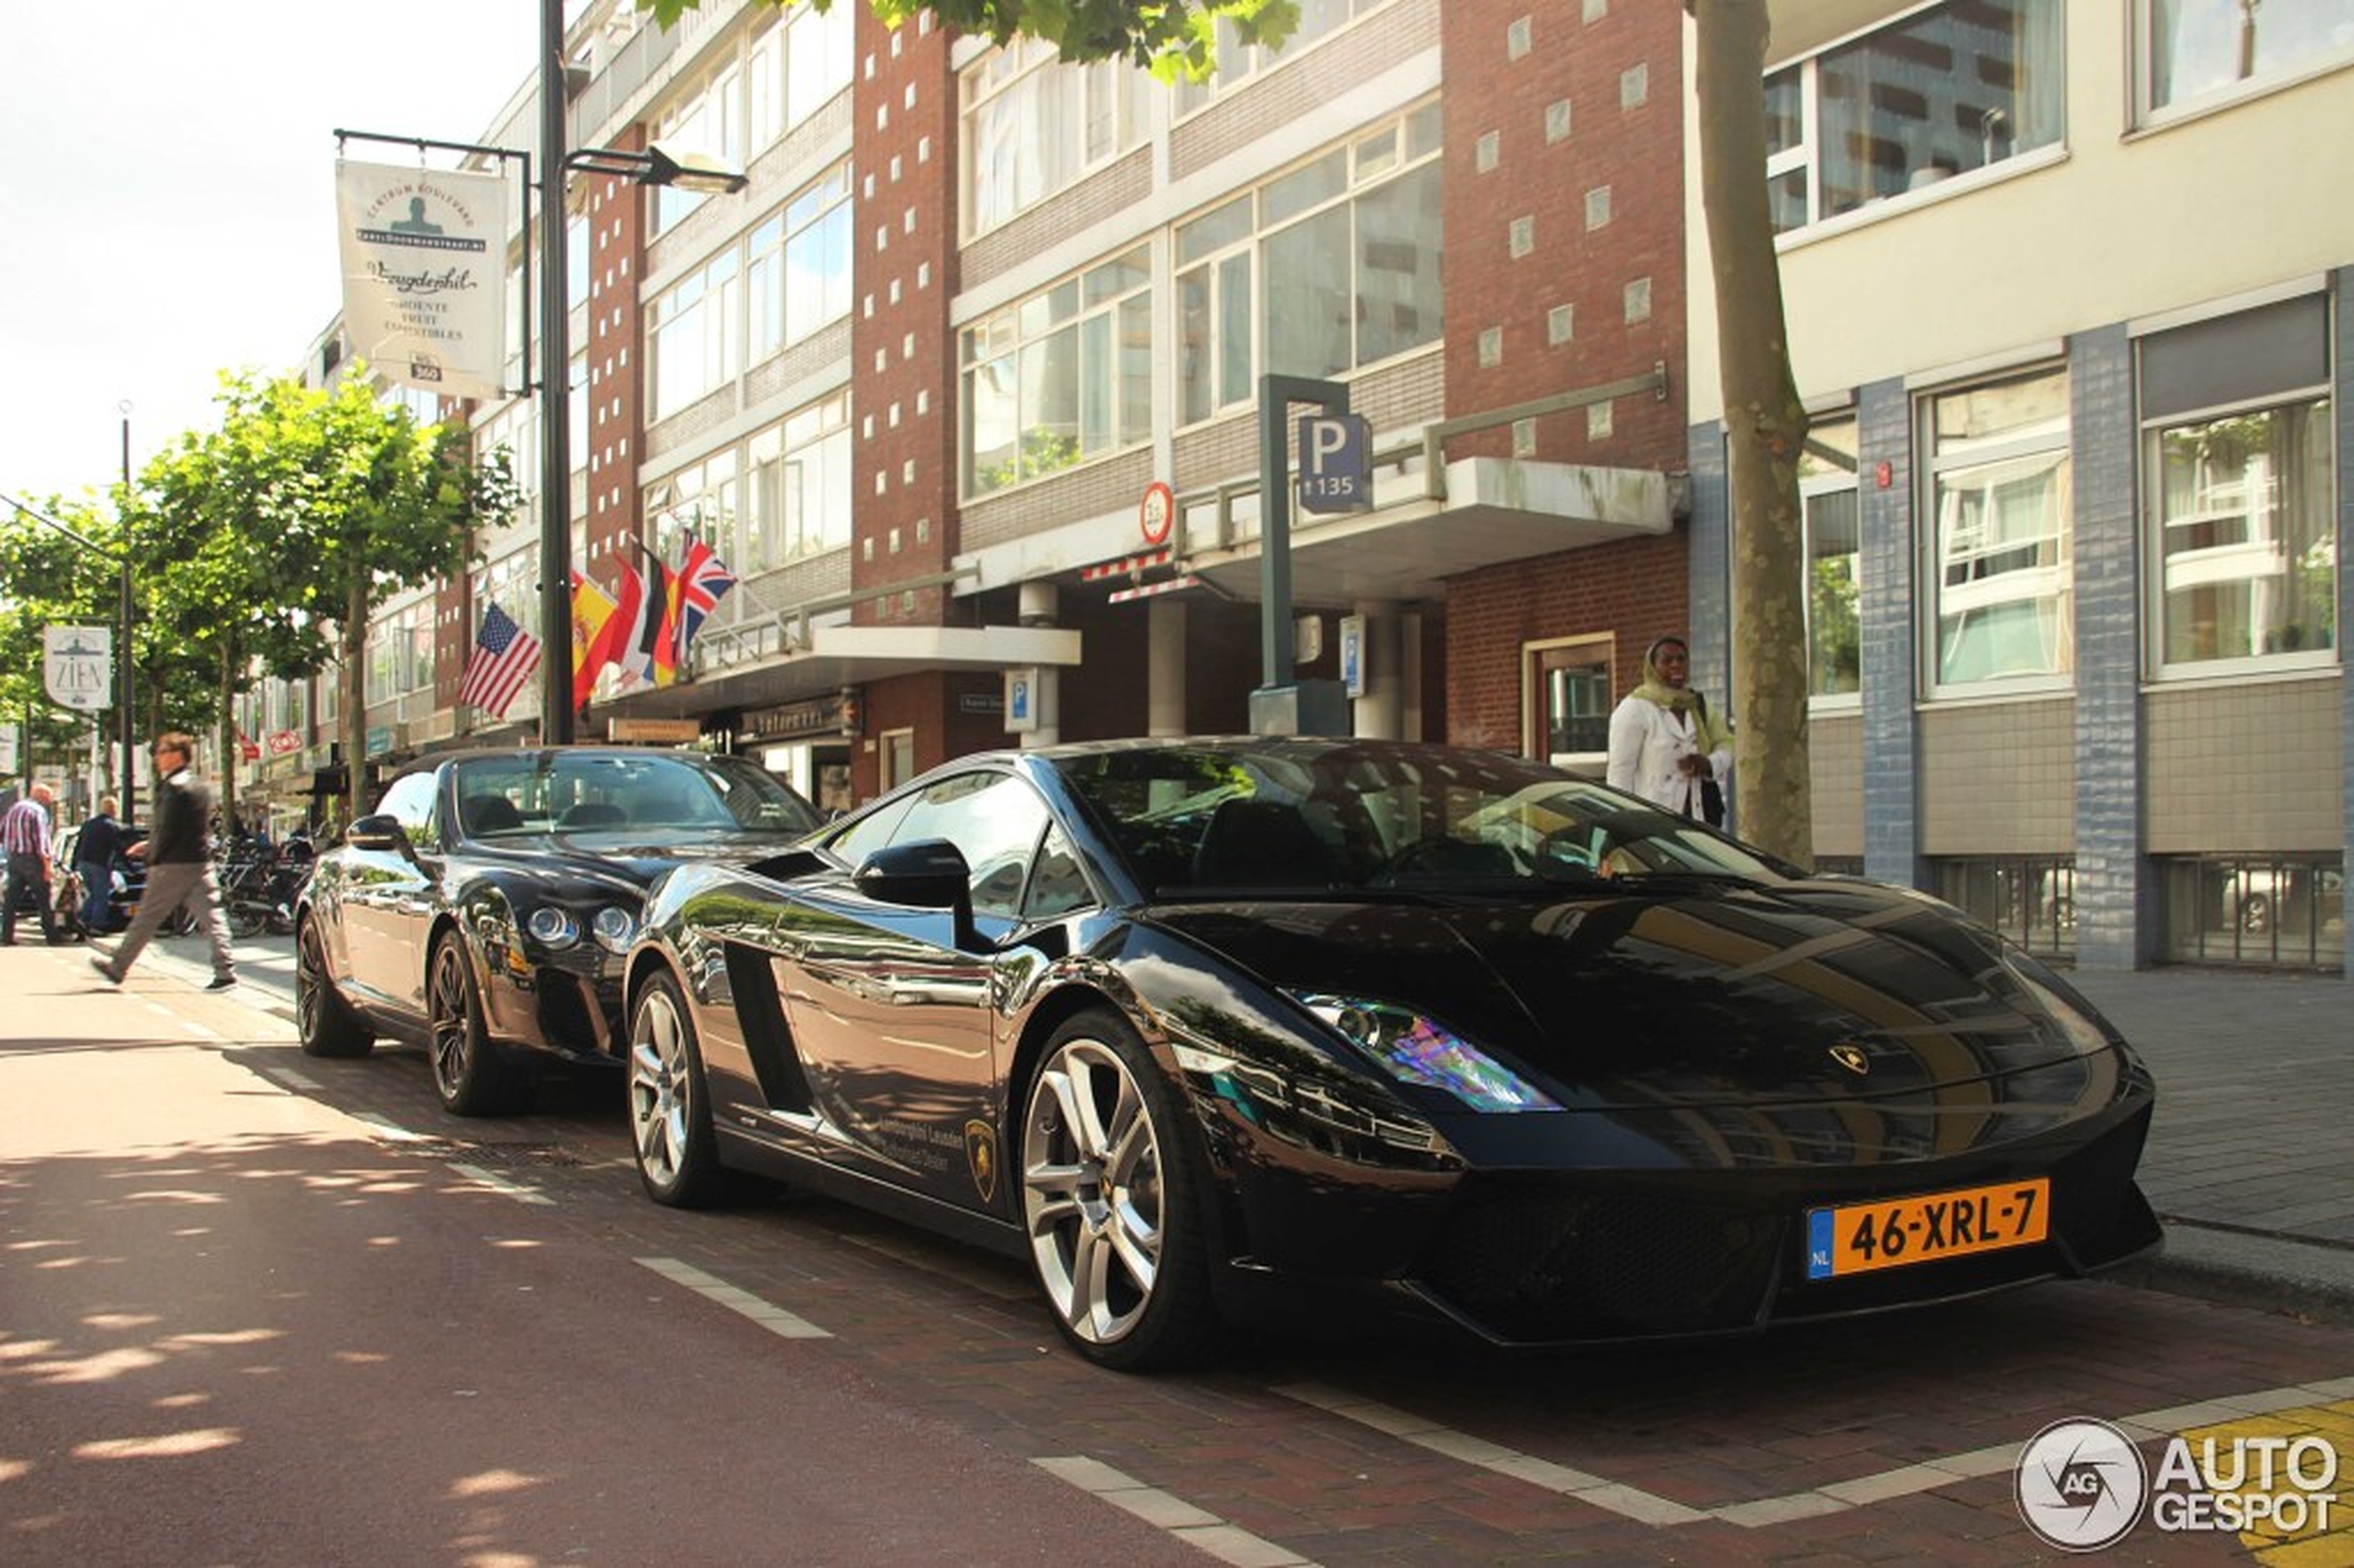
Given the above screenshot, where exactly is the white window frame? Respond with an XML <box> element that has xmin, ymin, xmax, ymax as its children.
<box><xmin>1801</xmin><ymin>414</ymin><xmax>1863</xmax><ymax>709</ymax></box>
<box><xmin>1764</xmin><ymin>0</ymin><xmax>2069</xmax><ymax>238</ymax></box>
<box><xmin>959</xmin><ymin>39</ymin><xmax>1147</xmax><ymax>239</ymax></box>
<box><xmin>1919</xmin><ymin>364</ymin><xmax>2075</xmax><ymax>699</ymax></box>
<box><xmin>2133</xmin><ymin>0</ymin><xmax>2354</xmax><ymax>128</ymax></box>
<box><xmin>1173</xmin><ymin>101</ymin><xmax>1443</xmax><ymax>430</ymax></box>
<box><xmin>959</xmin><ymin>247</ymin><xmax>1152</xmax><ymax>498</ymax></box>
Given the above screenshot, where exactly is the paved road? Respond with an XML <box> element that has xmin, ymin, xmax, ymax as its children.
<box><xmin>10</xmin><ymin>936</ymin><xmax>2351</xmax><ymax>1565</ymax></box>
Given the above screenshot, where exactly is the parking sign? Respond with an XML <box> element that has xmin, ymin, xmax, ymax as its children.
<box><xmin>1297</xmin><ymin>413</ymin><xmax>1372</xmax><ymax>514</ymax></box>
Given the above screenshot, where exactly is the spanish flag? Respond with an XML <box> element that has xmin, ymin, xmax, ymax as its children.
<box><xmin>569</xmin><ymin>570</ymin><xmax>618</xmax><ymax>713</ymax></box>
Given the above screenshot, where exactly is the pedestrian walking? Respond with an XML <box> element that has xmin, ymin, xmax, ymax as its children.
<box><xmin>1606</xmin><ymin>635</ymin><xmax>1733</xmax><ymax>826</ymax></box>
<box><xmin>3</xmin><ymin>781</ymin><xmax>64</xmax><ymax>945</ymax></box>
<box><xmin>74</xmin><ymin>794</ymin><xmax>126</xmax><ymax>935</ymax></box>
<box><xmin>90</xmin><ymin>734</ymin><xmax>235</xmax><ymax>990</ymax></box>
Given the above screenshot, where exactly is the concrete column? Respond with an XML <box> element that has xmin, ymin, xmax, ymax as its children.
<box><xmin>1019</xmin><ymin>583</ymin><xmax>1060</xmax><ymax>747</ymax></box>
<box><xmin>1349</xmin><ymin>600</ymin><xmax>1403</xmax><ymax>740</ymax></box>
<box><xmin>1146</xmin><ymin>597</ymin><xmax>1187</xmax><ymax>737</ymax></box>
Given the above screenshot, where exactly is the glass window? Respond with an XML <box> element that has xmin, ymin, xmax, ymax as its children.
<box><xmin>743</xmin><ymin>392</ymin><xmax>853</xmax><ymax>569</ymax></box>
<box><xmin>1174</xmin><ymin>105</ymin><xmax>1442</xmax><ymax>427</ymax></box>
<box><xmin>2143</xmin><ymin>297</ymin><xmax>2335</xmax><ymax>672</ymax></box>
<box><xmin>651</xmin><ymin>59</ymin><xmax>743</xmax><ymax>239</ymax></box>
<box><xmin>1926</xmin><ymin>368</ymin><xmax>2072</xmax><ymax>689</ymax></box>
<box><xmin>1172</xmin><ymin>0</ymin><xmax>1392</xmax><ymax>113</ymax></box>
<box><xmin>1766</xmin><ymin>0</ymin><xmax>2065</xmax><ymax>233</ymax></box>
<box><xmin>892</xmin><ymin>772</ymin><xmax>1053</xmax><ymax>919</ymax></box>
<box><xmin>1802</xmin><ymin>417</ymin><xmax>1862</xmax><ymax>699</ymax></box>
<box><xmin>961</xmin><ymin>247</ymin><xmax>1150</xmax><ymax>495</ymax></box>
<box><xmin>961</xmin><ymin>41</ymin><xmax>1148</xmax><ymax>236</ymax></box>
<box><xmin>749</xmin><ymin>163</ymin><xmax>851</xmax><ymax>361</ymax></box>
<box><xmin>1525</xmin><ymin>640</ymin><xmax>1614</xmax><ymax>767</ymax></box>
<box><xmin>649</xmin><ymin>250</ymin><xmax>742</xmax><ymax>424</ymax></box>
<box><xmin>2142</xmin><ymin>0</ymin><xmax>2354</xmax><ymax>118</ymax></box>
<box><xmin>375</xmin><ymin>772</ymin><xmax>440</xmax><ymax>842</ymax></box>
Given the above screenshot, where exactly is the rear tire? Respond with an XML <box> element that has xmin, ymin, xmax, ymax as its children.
<box><xmin>427</xmin><ymin>934</ymin><xmax>533</xmax><ymax>1116</ymax></box>
<box><xmin>295</xmin><ymin>917</ymin><xmax>374</xmax><ymax>1058</ymax></box>
<box><xmin>1019</xmin><ymin>1007</ymin><xmax>1219</xmax><ymax>1372</ymax></box>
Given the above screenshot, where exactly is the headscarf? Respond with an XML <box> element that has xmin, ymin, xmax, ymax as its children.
<box><xmin>1629</xmin><ymin>637</ymin><xmax>1732</xmax><ymax>752</ymax></box>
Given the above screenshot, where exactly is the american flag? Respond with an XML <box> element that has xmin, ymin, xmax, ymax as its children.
<box><xmin>459</xmin><ymin>602</ymin><xmax>542</xmax><ymax>717</ymax></box>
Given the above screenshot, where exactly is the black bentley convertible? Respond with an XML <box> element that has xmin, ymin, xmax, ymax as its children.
<box><xmin>295</xmin><ymin>747</ymin><xmax>821</xmax><ymax>1114</ymax></box>
<box><xmin>618</xmin><ymin>738</ymin><xmax>2160</xmax><ymax>1370</ymax></box>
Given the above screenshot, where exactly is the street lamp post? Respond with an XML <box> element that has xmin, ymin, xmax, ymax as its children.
<box><xmin>344</xmin><ymin>6</ymin><xmax>744</xmax><ymax>752</ymax></box>
<box><xmin>537</xmin><ymin>0</ymin><xmax>745</xmax><ymax>742</ymax></box>
<box><xmin>0</xmin><ymin>481</ymin><xmax>139</xmax><ymax>826</ymax></box>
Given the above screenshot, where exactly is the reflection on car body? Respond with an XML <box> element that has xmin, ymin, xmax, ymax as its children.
<box><xmin>293</xmin><ymin>746</ymin><xmax>821</xmax><ymax>1116</ymax></box>
<box><xmin>619</xmin><ymin>738</ymin><xmax>2161</xmax><ymax>1372</ymax></box>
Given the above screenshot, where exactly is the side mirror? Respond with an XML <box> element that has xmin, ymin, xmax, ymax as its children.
<box><xmin>854</xmin><ymin>838</ymin><xmax>980</xmax><ymax>949</ymax></box>
<box><xmin>345</xmin><ymin>813</ymin><xmax>408</xmax><ymax>854</ymax></box>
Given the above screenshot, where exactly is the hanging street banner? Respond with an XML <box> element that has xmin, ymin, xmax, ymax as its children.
<box><xmin>335</xmin><ymin>159</ymin><xmax>507</xmax><ymax>400</ymax></box>
<box><xmin>44</xmin><ymin>625</ymin><xmax>112</xmax><ymax>711</ymax></box>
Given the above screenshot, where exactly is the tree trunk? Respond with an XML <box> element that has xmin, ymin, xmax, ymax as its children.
<box><xmin>1692</xmin><ymin>0</ymin><xmax>1813</xmax><ymax>866</ymax></box>
<box><xmin>217</xmin><ymin>643</ymin><xmax>238</xmax><ymax>830</ymax></box>
<box><xmin>342</xmin><ymin>579</ymin><xmax>371</xmax><ymax>828</ymax></box>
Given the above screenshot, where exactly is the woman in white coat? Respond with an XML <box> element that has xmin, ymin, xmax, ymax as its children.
<box><xmin>1606</xmin><ymin>636</ymin><xmax>1733</xmax><ymax>825</ymax></box>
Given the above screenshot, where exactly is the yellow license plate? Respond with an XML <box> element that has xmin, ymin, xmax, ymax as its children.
<box><xmin>1805</xmin><ymin>1177</ymin><xmax>2050</xmax><ymax>1281</ymax></box>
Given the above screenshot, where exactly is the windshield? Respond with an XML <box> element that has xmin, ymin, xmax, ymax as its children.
<box><xmin>1051</xmin><ymin>741</ymin><xmax>1783</xmax><ymax>894</ymax></box>
<box><xmin>450</xmin><ymin>752</ymin><xmax>821</xmax><ymax>841</ymax></box>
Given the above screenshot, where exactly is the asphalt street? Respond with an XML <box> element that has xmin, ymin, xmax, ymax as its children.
<box><xmin>93</xmin><ymin>923</ymin><xmax>2354</xmax><ymax>1331</ymax></box>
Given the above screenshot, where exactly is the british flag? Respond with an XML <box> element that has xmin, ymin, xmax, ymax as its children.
<box><xmin>656</xmin><ymin>535</ymin><xmax>737</xmax><ymax>686</ymax></box>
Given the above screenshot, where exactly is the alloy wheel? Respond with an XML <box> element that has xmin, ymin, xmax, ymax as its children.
<box><xmin>1021</xmin><ymin>1036</ymin><xmax>1165</xmax><ymax>1347</ymax></box>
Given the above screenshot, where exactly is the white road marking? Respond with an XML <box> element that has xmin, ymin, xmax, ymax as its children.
<box><xmin>267</xmin><ymin>1067</ymin><xmax>323</xmax><ymax>1091</ymax></box>
<box><xmin>447</xmin><ymin>1161</ymin><xmax>555</xmax><ymax>1207</ymax></box>
<box><xmin>1032</xmin><ymin>1455</ymin><xmax>1318</xmax><ymax>1567</ymax></box>
<box><xmin>1279</xmin><ymin>1373</ymin><xmax>2354</xmax><ymax>1528</ymax></box>
<box><xmin>635</xmin><ymin>1257</ymin><xmax>832</xmax><ymax>1339</ymax></box>
<box><xmin>350</xmin><ymin>1112</ymin><xmax>423</xmax><ymax>1141</ymax></box>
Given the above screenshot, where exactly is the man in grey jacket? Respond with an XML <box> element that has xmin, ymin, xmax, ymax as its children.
<box><xmin>91</xmin><ymin>733</ymin><xmax>235</xmax><ymax>990</ymax></box>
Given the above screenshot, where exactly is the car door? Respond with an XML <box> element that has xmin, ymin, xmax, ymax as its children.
<box><xmin>339</xmin><ymin>769</ymin><xmax>445</xmax><ymax>1018</ymax></box>
<box><xmin>775</xmin><ymin>769</ymin><xmax>1057</xmax><ymax>1214</ymax></box>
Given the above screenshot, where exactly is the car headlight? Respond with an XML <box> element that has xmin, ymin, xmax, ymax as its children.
<box><xmin>525</xmin><ymin>906</ymin><xmax>579</xmax><ymax>948</ymax></box>
<box><xmin>1289</xmin><ymin>993</ymin><xmax>1560</xmax><ymax>1113</ymax></box>
<box><xmin>591</xmin><ymin>905</ymin><xmax>637</xmax><ymax>955</ymax></box>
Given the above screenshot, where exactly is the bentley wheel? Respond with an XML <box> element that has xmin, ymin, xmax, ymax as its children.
<box><xmin>1019</xmin><ymin>1008</ymin><xmax>1216</xmax><ymax>1371</ymax></box>
<box><xmin>427</xmin><ymin>934</ymin><xmax>531</xmax><ymax>1116</ymax></box>
<box><xmin>294</xmin><ymin>917</ymin><xmax>373</xmax><ymax>1059</ymax></box>
<box><xmin>627</xmin><ymin>970</ymin><xmax>738</xmax><ymax>1208</ymax></box>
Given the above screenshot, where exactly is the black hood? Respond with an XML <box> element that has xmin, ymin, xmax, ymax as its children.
<box><xmin>1145</xmin><ymin>877</ymin><xmax>2117</xmax><ymax>1109</ymax></box>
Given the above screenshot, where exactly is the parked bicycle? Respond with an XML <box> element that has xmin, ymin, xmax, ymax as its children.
<box><xmin>218</xmin><ymin>845</ymin><xmax>306</xmax><ymax>939</ymax></box>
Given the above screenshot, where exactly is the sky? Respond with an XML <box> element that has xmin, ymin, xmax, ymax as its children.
<box><xmin>0</xmin><ymin>3</ymin><xmax>549</xmax><ymax>507</ymax></box>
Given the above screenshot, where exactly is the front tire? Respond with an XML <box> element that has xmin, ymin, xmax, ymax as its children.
<box><xmin>1019</xmin><ymin>1008</ymin><xmax>1217</xmax><ymax>1371</ymax></box>
<box><xmin>627</xmin><ymin>970</ymin><xmax>737</xmax><ymax>1208</ymax></box>
<box><xmin>295</xmin><ymin>917</ymin><xmax>373</xmax><ymax>1058</ymax></box>
<box><xmin>427</xmin><ymin>934</ymin><xmax>532</xmax><ymax>1116</ymax></box>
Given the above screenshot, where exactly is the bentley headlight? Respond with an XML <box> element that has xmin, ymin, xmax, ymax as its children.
<box><xmin>525</xmin><ymin>906</ymin><xmax>580</xmax><ymax>948</ymax></box>
<box><xmin>1290</xmin><ymin>993</ymin><xmax>1560</xmax><ymax>1113</ymax></box>
<box><xmin>592</xmin><ymin>905</ymin><xmax>637</xmax><ymax>955</ymax></box>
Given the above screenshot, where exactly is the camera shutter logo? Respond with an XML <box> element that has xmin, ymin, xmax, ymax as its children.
<box><xmin>2017</xmin><ymin>1417</ymin><xmax>2147</xmax><ymax>1551</ymax></box>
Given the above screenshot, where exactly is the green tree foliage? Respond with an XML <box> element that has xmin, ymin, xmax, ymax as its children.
<box><xmin>639</xmin><ymin>0</ymin><xmax>1299</xmax><ymax>77</ymax></box>
<box><xmin>138</xmin><ymin>370</ymin><xmax>517</xmax><ymax>822</ymax></box>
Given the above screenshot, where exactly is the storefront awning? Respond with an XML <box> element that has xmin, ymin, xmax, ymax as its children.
<box><xmin>595</xmin><ymin>622</ymin><xmax>1082</xmax><ymax>722</ymax></box>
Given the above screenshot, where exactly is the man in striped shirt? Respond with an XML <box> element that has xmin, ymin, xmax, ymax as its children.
<box><xmin>3</xmin><ymin>781</ymin><xmax>62</xmax><ymax>945</ymax></box>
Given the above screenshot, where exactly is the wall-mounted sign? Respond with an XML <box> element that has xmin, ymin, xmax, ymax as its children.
<box><xmin>1338</xmin><ymin>614</ymin><xmax>1367</xmax><ymax>699</ymax></box>
<box><xmin>1297</xmin><ymin>413</ymin><xmax>1373</xmax><ymax>514</ymax></box>
<box><xmin>742</xmin><ymin>693</ymin><xmax>855</xmax><ymax>741</ymax></box>
<box><xmin>1139</xmin><ymin>480</ymin><xmax>1176</xmax><ymax>547</ymax></box>
<box><xmin>1004</xmin><ymin>667</ymin><xmax>1039</xmax><ymax>734</ymax></box>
